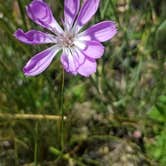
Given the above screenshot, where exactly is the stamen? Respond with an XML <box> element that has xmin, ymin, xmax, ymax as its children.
<box><xmin>57</xmin><ymin>32</ymin><xmax>75</xmax><ymax>48</ymax></box>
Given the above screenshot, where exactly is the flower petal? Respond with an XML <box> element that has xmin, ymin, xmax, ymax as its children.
<box><xmin>79</xmin><ymin>21</ymin><xmax>117</xmax><ymax>42</ymax></box>
<box><xmin>75</xmin><ymin>40</ymin><xmax>104</xmax><ymax>59</ymax></box>
<box><xmin>26</xmin><ymin>0</ymin><xmax>63</xmax><ymax>34</ymax></box>
<box><xmin>14</xmin><ymin>29</ymin><xmax>57</xmax><ymax>45</ymax></box>
<box><xmin>64</xmin><ymin>0</ymin><xmax>80</xmax><ymax>30</ymax></box>
<box><xmin>78</xmin><ymin>57</ymin><xmax>97</xmax><ymax>77</ymax></box>
<box><xmin>74</xmin><ymin>0</ymin><xmax>100</xmax><ymax>32</ymax></box>
<box><xmin>61</xmin><ymin>48</ymin><xmax>85</xmax><ymax>75</ymax></box>
<box><xmin>23</xmin><ymin>46</ymin><xmax>60</xmax><ymax>76</ymax></box>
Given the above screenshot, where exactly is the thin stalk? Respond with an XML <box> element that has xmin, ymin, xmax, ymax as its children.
<box><xmin>89</xmin><ymin>76</ymin><xmax>100</xmax><ymax>94</ymax></box>
<box><xmin>17</xmin><ymin>0</ymin><xmax>28</xmax><ymax>30</ymax></box>
<box><xmin>60</xmin><ymin>68</ymin><xmax>65</xmax><ymax>150</ymax></box>
<box><xmin>0</xmin><ymin>59</ymin><xmax>9</xmax><ymax>72</ymax></box>
<box><xmin>34</xmin><ymin>122</ymin><xmax>39</xmax><ymax>166</ymax></box>
<box><xmin>100</xmin><ymin>0</ymin><xmax>110</xmax><ymax>19</ymax></box>
<box><xmin>14</xmin><ymin>138</ymin><xmax>19</xmax><ymax>166</ymax></box>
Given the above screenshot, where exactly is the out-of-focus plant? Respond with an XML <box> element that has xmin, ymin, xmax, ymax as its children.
<box><xmin>147</xmin><ymin>95</ymin><xmax>166</xmax><ymax>165</ymax></box>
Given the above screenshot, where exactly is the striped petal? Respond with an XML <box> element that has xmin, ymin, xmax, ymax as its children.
<box><xmin>14</xmin><ymin>29</ymin><xmax>57</xmax><ymax>45</ymax></box>
<box><xmin>74</xmin><ymin>0</ymin><xmax>100</xmax><ymax>32</ymax></box>
<box><xmin>23</xmin><ymin>46</ymin><xmax>60</xmax><ymax>76</ymax></box>
<box><xmin>26</xmin><ymin>0</ymin><xmax>63</xmax><ymax>34</ymax></box>
<box><xmin>64</xmin><ymin>0</ymin><xmax>80</xmax><ymax>30</ymax></box>
<box><xmin>74</xmin><ymin>40</ymin><xmax>104</xmax><ymax>59</ymax></box>
<box><xmin>61</xmin><ymin>48</ymin><xmax>97</xmax><ymax>77</ymax></box>
<box><xmin>79</xmin><ymin>21</ymin><xmax>117</xmax><ymax>42</ymax></box>
<box><xmin>61</xmin><ymin>48</ymin><xmax>85</xmax><ymax>75</ymax></box>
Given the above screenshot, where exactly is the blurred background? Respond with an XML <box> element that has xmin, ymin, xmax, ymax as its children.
<box><xmin>0</xmin><ymin>0</ymin><xmax>166</xmax><ymax>165</ymax></box>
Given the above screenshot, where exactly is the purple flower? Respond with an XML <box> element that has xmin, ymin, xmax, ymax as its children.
<box><xmin>14</xmin><ymin>0</ymin><xmax>117</xmax><ymax>77</ymax></box>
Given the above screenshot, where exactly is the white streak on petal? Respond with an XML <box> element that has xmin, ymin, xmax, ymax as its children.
<box><xmin>74</xmin><ymin>40</ymin><xmax>86</xmax><ymax>50</ymax></box>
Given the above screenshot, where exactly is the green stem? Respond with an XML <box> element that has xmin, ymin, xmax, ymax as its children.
<box><xmin>17</xmin><ymin>0</ymin><xmax>28</xmax><ymax>30</ymax></box>
<box><xmin>60</xmin><ymin>69</ymin><xmax>65</xmax><ymax>150</ymax></box>
<box><xmin>14</xmin><ymin>138</ymin><xmax>19</xmax><ymax>166</ymax></box>
<box><xmin>34</xmin><ymin>122</ymin><xmax>39</xmax><ymax>166</ymax></box>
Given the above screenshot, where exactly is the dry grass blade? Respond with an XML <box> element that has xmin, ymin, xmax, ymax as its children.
<box><xmin>0</xmin><ymin>113</ymin><xmax>67</xmax><ymax>120</ymax></box>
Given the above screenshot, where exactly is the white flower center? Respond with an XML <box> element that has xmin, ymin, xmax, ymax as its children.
<box><xmin>57</xmin><ymin>32</ymin><xmax>75</xmax><ymax>48</ymax></box>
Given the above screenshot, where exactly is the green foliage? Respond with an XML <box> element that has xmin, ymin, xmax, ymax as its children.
<box><xmin>148</xmin><ymin>129</ymin><xmax>166</xmax><ymax>166</ymax></box>
<box><xmin>148</xmin><ymin>95</ymin><xmax>166</xmax><ymax>123</ymax></box>
<box><xmin>147</xmin><ymin>95</ymin><xmax>166</xmax><ymax>165</ymax></box>
<box><xmin>155</xmin><ymin>20</ymin><xmax>166</xmax><ymax>54</ymax></box>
